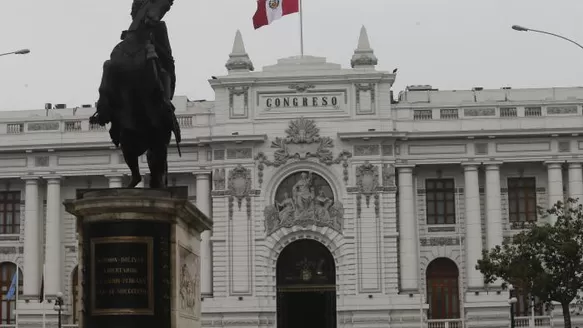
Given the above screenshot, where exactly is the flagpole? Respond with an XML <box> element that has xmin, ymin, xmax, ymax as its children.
<box><xmin>299</xmin><ymin>0</ymin><xmax>304</xmax><ymax>56</ymax></box>
<box><xmin>42</xmin><ymin>264</ymin><xmax>45</xmax><ymax>328</ymax></box>
<box><xmin>15</xmin><ymin>260</ymin><xmax>19</xmax><ymax>328</ymax></box>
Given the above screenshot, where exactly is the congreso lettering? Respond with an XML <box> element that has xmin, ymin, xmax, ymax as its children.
<box><xmin>265</xmin><ymin>96</ymin><xmax>339</xmax><ymax>108</ymax></box>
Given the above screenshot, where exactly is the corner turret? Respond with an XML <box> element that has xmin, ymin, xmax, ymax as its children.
<box><xmin>226</xmin><ymin>30</ymin><xmax>255</xmax><ymax>73</ymax></box>
<box><xmin>351</xmin><ymin>25</ymin><xmax>378</xmax><ymax>69</ymax></box>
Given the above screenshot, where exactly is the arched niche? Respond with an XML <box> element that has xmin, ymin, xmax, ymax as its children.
<box><xmin>264</xmin><ymin>170</ymin><xmax>344</xmax><ymax>236</ymax></box>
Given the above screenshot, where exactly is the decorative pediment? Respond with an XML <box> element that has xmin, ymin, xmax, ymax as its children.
<box><xmin>255</xmin><ymin>117</ymin><xmax>352</xmax><ymax>186</ymax></box>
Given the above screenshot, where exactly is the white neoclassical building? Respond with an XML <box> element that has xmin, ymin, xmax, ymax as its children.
<box><xmin>0</xmin><ymin>26</ymin><xmax>580</xmax><ymax>327</ymax></box>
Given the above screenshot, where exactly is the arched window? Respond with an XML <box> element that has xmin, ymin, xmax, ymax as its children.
<box><xmin>426</xmin><ymin>258</ymin><xmax>460</xmax><ymax>319</ymax></box>
<box><xmin>0</xmin><ymin>262</ymin><xmax>23</xmax><ymax>324</ymax></box>
<box><xmin>71</xmin><ymin>266</ymin><xmax>79</xmax><ymax>324</ymax></box>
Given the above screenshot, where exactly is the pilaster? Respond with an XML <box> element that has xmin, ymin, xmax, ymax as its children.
<box><xmin>397</xmin><ymin>165</ymin><xmax>418</xmax><ymax>292</ymax></box>
<box><xmin>196</xmin><ymin>173</ymin><xmax>213</xmax><ymax>297</ymax></box>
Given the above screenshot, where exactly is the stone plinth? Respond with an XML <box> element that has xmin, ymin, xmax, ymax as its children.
<box><xmin>64</xmin><ymin>189</ymin><xmax>212</xmax><ymax>328</ymax></box>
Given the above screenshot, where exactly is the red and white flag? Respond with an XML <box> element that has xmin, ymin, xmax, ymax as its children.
<box><xmin>253</xmin><ymin>0</ymin><xmax>300</xmax><ymax>29</ymax></box>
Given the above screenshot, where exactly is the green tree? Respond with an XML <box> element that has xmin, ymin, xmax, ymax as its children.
<box><xmin>476</xmin><ymin>199</ymin><xmax>583</xmax><ymax>328</ymax></box>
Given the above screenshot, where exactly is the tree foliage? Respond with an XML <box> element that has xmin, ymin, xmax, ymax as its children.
<box><xmin>476</xmin><ymin>199</ymin><xmax>583</xmax><ymax>328</ymax></box>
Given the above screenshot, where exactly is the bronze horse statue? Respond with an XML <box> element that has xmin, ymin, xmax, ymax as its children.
<box><xmin>90</xmin><ymin>0</ymin><xmax>181</xmax><ymax>189</ymax></box>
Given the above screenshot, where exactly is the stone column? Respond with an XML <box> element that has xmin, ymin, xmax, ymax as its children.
<box><xmin>546</xmin><ymin>162</ymin><xmax>564</xmax><ymax>224</ymax></box>
<box><xmin>106</xmin><ymin>174</ymin><xmax>123</xmax><ymax>188</ymax></box>
<box><xmin>196</xmin><ymin>173</ymin><xmax>212</xmax><ymax>296</ymax></box>
<box><xmin>22</xmin><ymin>177</ymin><xmax>41</xmax><ymax>297</ymax></box>
<box><xmin>485</xmin><ymin>163</ymin><xmax>503</xmax><ymax>250</ymax></box>
<box><xmin>463</xmin><ymin>164</ymin><xmax>483</xmax><ymax>289</ymax></box>
<box><xmin>45</xmin><ymin>176</ymin><xmax>62</xmax><ymax>296</ymax></box>
<box><xmin>568</xmin><ymin>163</ymin><xmax>583</xmax><ymax>205</ymax></box>
<box><xmin>485</xmin><ymin>163</ymin><xmax>503</xmax><ymax>287</ymax></box>
<box><xmin>397</xmin><ymin>166</ymin><xmax>418</xmax><ymax>291</ymax></box>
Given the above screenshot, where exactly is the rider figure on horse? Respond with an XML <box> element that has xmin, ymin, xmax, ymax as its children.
<box><xmin>91</xmin><ymin>0</ymin><xmax>181</xmax><ymax>188</ymax></box>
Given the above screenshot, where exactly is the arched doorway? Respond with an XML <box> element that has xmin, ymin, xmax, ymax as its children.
<box><xmin>426</xmin><ymin>258</ymin><xmax>460</xmax><ymax>319</ymax></box>
<box><xmin>276</xmin><ymin>239</ymin><xmax>336</xmax><ymax>328</ymax></box>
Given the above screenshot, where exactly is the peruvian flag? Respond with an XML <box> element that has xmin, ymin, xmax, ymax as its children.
<box><xmin>253</xmin><ymin>0</ymin><xmax>300</xmax><ymax>29</ymax></box>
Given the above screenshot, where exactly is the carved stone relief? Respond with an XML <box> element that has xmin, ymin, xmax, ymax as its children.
<box><xmin>288</xmin><ymin>83</ymin><xmax>315</xmax><ymax>92</ymax></box>
<box><xmin>227</xmin><ymin>148</ymin><xmax>252</xmax><ymax>160</ymax></box>
<box><xmin>264</xmin><ymin>171</ymin><xmax>344</xmax><ymax>235</ymax></box>
<box><xmin>35</xmin><ymin>156</ymin><xmax>49</xmax><ymax>167</ymax></box>
<box><xmin>179</xmin><ymin>246</ymin><xmax>199</xmax><ymax>314</ymax></box>
<box><xmin>354</xmin><ymin>145</ymin><xmax>380</xmax><ymax>156</ymax></box>
<box><xmin>228</xmin><ymin>165</ymin><xmax>252</xmax><ymax>210</ymax></box>
<box><xmin>255</xmin><ymin>117</ymin><xmax>352</xmax><ymax>186</ymax></box>
<box><xmin>420</xmin><ymin>237</ymin><xmax>462</xmax><ymax>246</ymax></box>
<box><xmin>382</xmin><ymin>163</ymin><xmax>396</xmax><ymax>188</ymax></box>
<box><xmin>213</xmin><ymin>168</ymin><xmax>226</xmax><ymax>190</ymax></box>
<box><xmin>355</xmin><ymin>161</ymin><xmax>379</xmax><ymax>208</ymax></box>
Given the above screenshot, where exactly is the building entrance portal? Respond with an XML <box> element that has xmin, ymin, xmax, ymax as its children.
<box><xmin>276</xmin><ymin>239</ymin><xmax>337</xmax><ymax>328</ymax></box>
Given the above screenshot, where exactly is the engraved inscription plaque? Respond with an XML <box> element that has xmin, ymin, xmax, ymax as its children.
<box><xmin>90</xmin><ymin>236</ymin><xmax>154</xmax><ymax>316</ymax></box>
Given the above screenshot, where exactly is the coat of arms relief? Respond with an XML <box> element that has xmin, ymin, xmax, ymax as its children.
<box><xmin>257</xmin><ymin>117</ymin><xmax>350</xmax><ymax>235</ymax></box>
<box><xmin>255</xmin><ymin>117</ymin><xmax>352</xmax><ymax>187</ymax></box>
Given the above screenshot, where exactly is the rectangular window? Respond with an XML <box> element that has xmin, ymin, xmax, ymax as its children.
<box><xmin>507</xmin><ymin>178</ymin><xmax>537</xmax><ymax>223</ymax></box>
<box><xmin>426</xmin><ymin>179</ymin><xmax>456</xmax><ymax>225</ymax></box>
<box><xmin>0</xmin><ymin>192</ymin><xmax>20</xmax><ymax>235</ymax></box>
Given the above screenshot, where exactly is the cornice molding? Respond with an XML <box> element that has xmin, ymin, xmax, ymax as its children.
<box><xmin>198</xmin><ymin>134</ymin><xmax>267</xmax><ymax>145</ymax></box>
<box><xmin>397</xmin><ymin>128</ymin><xmax>583</xmax><ymax>140</ymax></box>
<box><xmin>208</xmin><ymin>72</ymin><xmax>395</xmax><ymax>87</ymax></box>
<box><xmin>338</xmin><ymin>131</ymin><xmax>406</xmax><ymax>141</ymax></box>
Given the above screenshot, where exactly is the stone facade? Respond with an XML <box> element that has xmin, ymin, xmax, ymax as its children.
<box><xmin>0</xmin><ymin>27</ymin><xmax>580</xmax><ymax>327</ymax></box>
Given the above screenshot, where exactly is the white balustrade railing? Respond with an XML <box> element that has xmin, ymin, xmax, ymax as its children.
<box><xmin>427</xmin><ymin>319</ymin><xmax>464</xmax><ymax>328</ymax></box>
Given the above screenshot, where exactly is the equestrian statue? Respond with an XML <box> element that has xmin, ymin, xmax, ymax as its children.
<box><xmin>90</xmin><ymin>0</ymin><xmax>181</xmax><ymax>189</ymax></box>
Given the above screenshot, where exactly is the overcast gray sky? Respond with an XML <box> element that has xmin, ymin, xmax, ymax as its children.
<box><xmin>1</xmin><ymin>0</ymin><xmax>582</xmax><ymax>111</ymax></box>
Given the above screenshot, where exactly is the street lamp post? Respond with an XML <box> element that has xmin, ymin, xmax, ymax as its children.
<box><xmin>54</xmin><ymin>291</ymin><xmax>64</xmax><ymax>328</ymax></box>
<box><xmin>0</xmin><ymin>49</ymin><xmax>30</xmax><ymax>57</ymax></box>
<box><xmin>511</xmin><ymin>25</ymin><xmax>583</xmax><ymax>51</ymax></box>
<box><xmin>508</xmin><ymin>284</ymin><xmax>518</xmax><ymax>328</ymax></box>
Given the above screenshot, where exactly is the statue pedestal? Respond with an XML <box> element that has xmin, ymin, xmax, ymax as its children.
<box><xmin>64</xmin><ymin>189</ymin><xmax>212</xmax><ymax>328</ymax></box>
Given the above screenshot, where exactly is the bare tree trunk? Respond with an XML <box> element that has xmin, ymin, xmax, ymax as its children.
<box><xmin>562</xmin><ymin>302</ymin><xmax>572</xmax><ymax>328</ymax></box>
